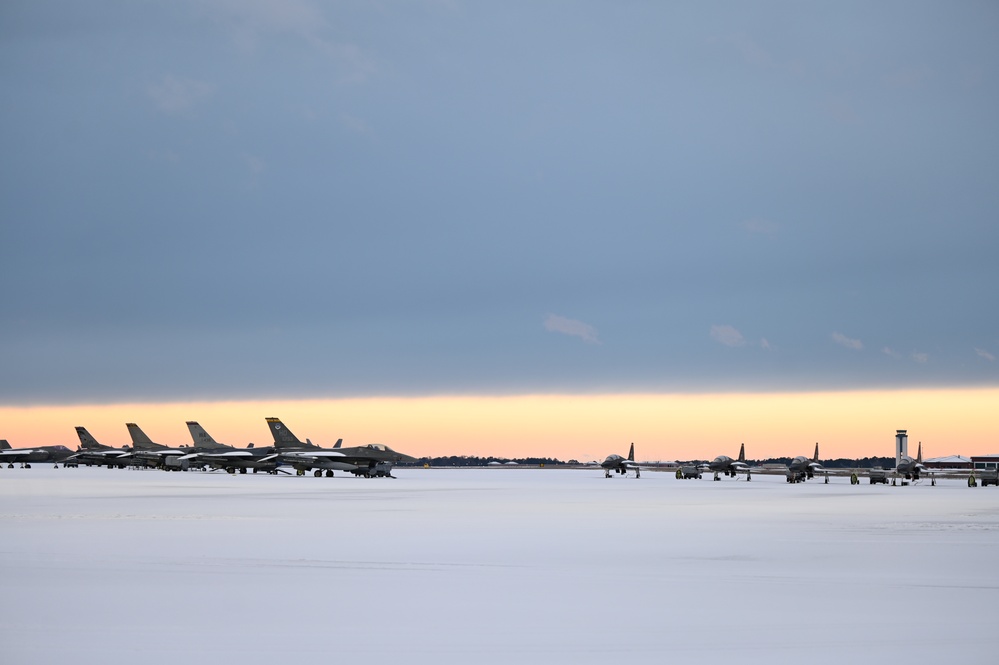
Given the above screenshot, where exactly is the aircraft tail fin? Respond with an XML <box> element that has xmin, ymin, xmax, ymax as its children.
<box><xmin>126</xmin><ymin>423</ymin><xmax>156</xmax><ymax>448</ymax></box>
<box><xmin>628</xmin><ymin>442</ymin><xmax>635</xmax><ymax>462</ymax></box>
<box><xmin>75</xmin><ymin>427</ymin><xmax>105</xmax><ymax>450</ymax></box>
<box><xmin>813</xmin><ymin>442</ymin><xmax>820</xmax><ymax>462</ymax></box>
<box><xmin>916</xmin><ymin>441</ymin><xmax>922</xmax><ymax>464</ymax></box>
<box><xmin>738</xmin><ymin>443</ymin><xmax>745</xmax><ymax>463</ymax></box>
<box><xmin>266</xmin><ymin>417</ymin><xmax>305</xmax><ymax>448</ymax></box>
<box><xmin>334</xmin><ymin>438</ymin><xmax>343</xmax><ymax>449</ymax></box>
<box><xmin>0</xmin><ymin>440</ymin><xmax>10</xmax><ymax>450</ymax></box>
<box><xmin>186</xmin><ymin>421</ymin><xmax>227</xmax><ymax>449</ymax></box>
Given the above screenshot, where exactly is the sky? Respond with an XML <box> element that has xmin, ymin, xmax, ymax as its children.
<box><xmin>2</xmin><ymin>2</ymin><xmax>997</xmax><ymax>458</ymax></box>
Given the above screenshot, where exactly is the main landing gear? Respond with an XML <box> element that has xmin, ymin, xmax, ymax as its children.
<box><xmin>605</xmin><ymin>467</ymin><xmax>639</xmax><ymax>479</ymax></box>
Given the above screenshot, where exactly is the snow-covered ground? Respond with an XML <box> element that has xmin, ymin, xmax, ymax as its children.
<box><xmin>2</xmin><ymin>467</ymin><xmax>997</xmax><ymax>664</ymax></box>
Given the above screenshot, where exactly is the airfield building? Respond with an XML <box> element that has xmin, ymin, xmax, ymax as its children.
<box><xmin>971</xmin><ymin>455</ymin><xmax>999</xmax><ymax>471</ymax></box>
<box><xmin>923</xmin><ymin>455</ymin><xmax>972</xmax><ymax>470</ymax></box>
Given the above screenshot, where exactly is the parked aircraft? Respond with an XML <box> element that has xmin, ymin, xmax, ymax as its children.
<box><xmin>72</xmin><ymin>427</ymin><xmax>131</xmax><ymax>468</ymax></box>
<box><xmin>601</xmin><ymin>443</ymin><xmax>640</xmax><ymax>478</ymax></box>
<box><xmin>704</xmin><ymin>443</ymin><xmax>750</xmax><ymax>480</ymax></box>
<box><xmin>264</xmin><ymin>417</ymin><xmax>415</xmax><ymax>478</ymax></box>
<box><xmin>786</xmin><ymin>443</ymin><xmax>826</xmax><ymax>483</ymax></box>
<box><xmin>1</xmin><ymin>439</ymin><xmax>74</xmax><ymax>468</ymax></box>
<box><xmin>895</xmin><ymin>442</ymin><xmax>926</xmax><ymax>482</ymax></box>
<box><xmin>855</xmin><ymin>441</ymin><xmax>935</xmax><ymax>486</ymax></box>
<box><xmin>125</xmin><ymin>423</ymin><xmax>189</xmax><ymax>469</ymax></box>
<box><xmin>179</xmin><ymin>421</ymin><xmax>279</xmax><ymax>474</ymax></box>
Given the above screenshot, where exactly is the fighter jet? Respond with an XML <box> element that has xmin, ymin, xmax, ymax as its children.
<box><xmin>179</xmin><ymin>421</ymin><xmax>279</xmax><ymax>474</ymax></box>
<box><xmin>71</xmin><ymin>427</ymin><xmax>131</xmax><ymax>468</ymax></box>
<box><xmin>601</xmin><ymin>442</ymin><xmax>640</xmax><ymax>478</ymax></box>
<box><xmin>0</xmin><ymin>439</ymin><xmax>74</xmax><ymax>468</ymax></box>
<box><xmin>894</xmin><ymin>441</ymin><xmax>926</xmax><ymax>482</ymax></box>
<box><xmin>786</xmin><ymin>443</ymin><xmax>826</xmax><ymax>483</ymax></box>
<box><xmin>703</xmin><ymin>443</ymin><xmax>750</xmax><ymax>480</ymax></box>
<box><xmin>124</xmin><ymin>423</ymin><xmax>189</xmax><ymax>470</ymax></box>
<box><xmin>264</xmin><ymin>417</ymin><xmax>416</xmax><ymax>478</ymax></box>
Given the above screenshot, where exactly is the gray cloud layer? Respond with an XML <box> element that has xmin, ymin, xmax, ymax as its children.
<box><xmin>1</xmin><ymin>1</ymin><xmax>997</xmax><ymax>404</ymax></box>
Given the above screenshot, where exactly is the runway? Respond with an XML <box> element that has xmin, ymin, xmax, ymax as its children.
<box><xmin>2</xmin><ymin>467</ymin><xmax>997</xmax><ymax>664</ymax></box>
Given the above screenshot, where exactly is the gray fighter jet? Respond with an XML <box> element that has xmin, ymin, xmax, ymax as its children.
<box><xmin>894</xmin><ymin>441</ymin><xmax>926</xmax><ymax>482</ymax></box>
<box><xmin>179</xmin><ymin>421</ymin><xmax>279</xmax><ymax>474</ymax></box>
<box><xmin>601</xmin><ymin>442</ymin><xmax>640</xmax><ymax>478</ymax></box>
<box><xmin>264</xmin><ymin>417</ymin><xmax>415</xmax><ymax>478</ymax></box>
<box><xmin>0</xmin><ymin>439</ymin><xmax>74</xmax><ymax>468</ymax></box>
<box><xmin>71</xmin><ymin>427</ymin><xmax>131</xmax><ymax>468</ymax></box>
<box><xmin>703</xmin><ymin>443</ymin><xmax>750</xmax><ymax>480</ymax></box>
<box><xmin>124</xmin><ymin>423</ymin><xmax>189</xmax><ymax>470</ymax></box>
<box><xmin>786</xmin><ymin>443</ymin><xmax>825</xmax><ymax>483</ymax></box>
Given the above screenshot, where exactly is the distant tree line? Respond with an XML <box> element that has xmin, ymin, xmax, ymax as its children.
<box><xmin>404</xmin><ymin>455</ymin><xmax>899</xmax><ymax>468</ymax></box>
<box><xmin>746</xmin><ymin>456</ymin><xmax>896</xmax><ymax>468</ymax></box>
<box><xmin>404</xmin><ymin>456</ymin><xmax>570</xmax><ymax>467</ymax></box>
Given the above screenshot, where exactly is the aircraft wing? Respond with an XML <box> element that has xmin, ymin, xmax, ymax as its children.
<box><xmin>0</xmin><ymin>450</ymin><xmax>34</xmax><ymax>462</ymax></box>
<box><xmin>282</xmin><ymin>450</ymin><xmax>347</xmax><ymax>459</ymax></box>
<box><xmin>704</xmin><ymin>461</ymin><xmax>750</xmax><ymax>472</ymax></box>
<box><xmin>921</xmin><ymin>468</ymin><xmax>979</xmax><ymax>480</ymax></box>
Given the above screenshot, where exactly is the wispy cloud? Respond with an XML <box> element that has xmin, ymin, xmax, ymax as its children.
<box><xmin>243</xmin><ymin>153</ymin><xmax>266</xmax><ymax>175</ymax></box>
<box><xmin>760</xmin><ymin>337</ymin><xmax>771</xmax><ymax>350</ymax></box>
<box><xmin>202</xmin><ymin>0</ymin><xmax>376</xmax><ymax>82</ymax></box>
<box><xmin>832</xmin><ymin>332</ymin><xmax>863</xmax><ymax>350</ymax></box>
<box><xmin>544</xmin><ymin>314</ymin><xmax>599</xmax><ymax>344</ymax></box>
<box><xmin>882</xmin><ymin>347</ymin><xmax>901</xmax><ymax>359</ymax></box>
<box><xmin>826</xmin><ymin>96</ymin><xmax>861</xmax><ymax>125</ymax></box>
<box><xmin>710</xmin><ymin>325</ymin><xmax>745</xmax><ymax>347</ymax></box>
<box><xmin>911</xmin><ymin>352</ymin><xmax>929</xmax><ymax>364</ymax></box>
<box><xmin>717</xmin><ymin>34</ymin><xmax>804</xmax><ymax>76</ymax></box>
<box><xmin>742</xmin><ymin>218</ymin><xmax>778</xmax><ymax>235</ymax></box>
<box><xmin>884</xmin><ymin>66</ymin><xmax>933</xmax><ymax>90</ymax></box>
<box><xmin>339</xmin><ymin>112</ymin><xmax>370</xmax><ymax>134</ymax></box>
<box><xmin>147</xmin><ymin>75</ymin><xmax>214</xmax><ymax>114</ymax></box>
<box><xmin>975</xmin><ymin>348</ymin><xmax>996</xmax><ymax>362</ymax></box>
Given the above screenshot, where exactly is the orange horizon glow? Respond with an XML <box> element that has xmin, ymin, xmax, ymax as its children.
<box><xmin>2</xmin><ymin>387</ymin><xmax>997</xmax><ymax>462</ymax></box>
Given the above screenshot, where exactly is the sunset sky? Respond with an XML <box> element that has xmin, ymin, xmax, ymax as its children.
<box><xmin>2</xmin><ymin>2</ymin><xmax>997</xmax><ymax>460</ymax></box>
<box><xmin>3</xmin><ymin>388</ymin><xmax>997</xmax><ymax>461</ymax></box>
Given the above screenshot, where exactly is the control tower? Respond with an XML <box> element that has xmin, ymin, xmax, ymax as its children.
<box><xmin>895</xmin><ymin>430</ymin><xmax>908</xmax><ymax>468</ymax></box>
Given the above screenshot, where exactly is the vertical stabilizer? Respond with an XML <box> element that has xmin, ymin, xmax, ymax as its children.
<box><xmin>333</xmin><ymin>438</ymin><xmax>343</xmax><ymax>449</ymax></box>
<box><xmin>186</xmin><ymin>421</ymin><xmax>227</xmax><ymax>450</ymax></box>
<box><xmin>738</xmin><ymin>443</ymin><xmax>745</xmax><ymax>463</ymax></box>
<box><xmin>628</xmin><ymin>442</ymin><xmax>635</xmax><ymax>462</ymax></box>
<box><xmin>813</xmin><ymin>442</ymin><xmax>819</xmax><ymax>462</ymax></box>
<box><xmin>75</xmin><ymin>427</ymin><xmax>105</xmax><ymax>450</ymax></box>
<box><xmin>126</xmin><ymin>423</ymin><xmax>156</xmax><ymax>448</ymax></box>
<box><xmin>916</xmin><ymin>441</ymin><xmax>922</xmax><ymax>464</ymax></box>
<box><xmin>266</xmin><ymin>417</ymin><xmax>305</xmax><ymax>448</ymax></box>
<box><xmin>0</xmin><ymin>440</ymin><xmax>10</xmax><ymax>450</ymax></box>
